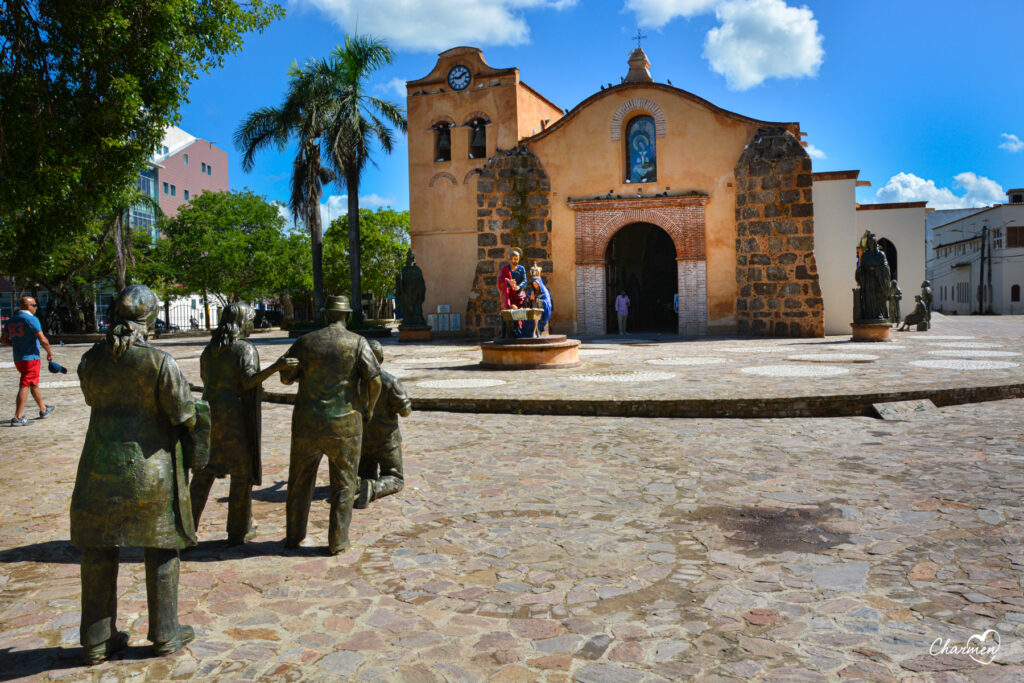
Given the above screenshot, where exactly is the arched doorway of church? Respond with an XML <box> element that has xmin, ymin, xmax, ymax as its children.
<box><xmin>605</xmin><ymin>222</ymin><xmax>678</xmax><ymax>333</ymax></box>
<box><xmin>878</xmin><ymin>238</ymin><xmax>898</xmax><ymax>281</ymax></box>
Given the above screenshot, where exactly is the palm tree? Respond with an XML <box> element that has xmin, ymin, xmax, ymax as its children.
<box><xmin>234</xmin><ymin>62</ymin><xmax>334</xmax><ymax>317</ymax></box>
<box><xmin>309</xmin><ymin>35</ymin><xmax>407</xmax><ymax>324</ymax></box>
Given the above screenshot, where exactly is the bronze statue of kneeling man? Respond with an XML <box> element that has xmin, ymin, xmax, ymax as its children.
<box><xmin>355</xmin><ymin>340</ymin><xmax>412</xmax><ymax>509</ymax></box>
<box><xmin>189</xmin><ymin>302</ymin><xmax>297</xmax><ymax>545</ymax></box>
<box><xmin>280</xmin><ymin>295</ymin><xmax>381</xmax><ymax>555</ymax></box>
<box><xmin>71</xmin><ymin>285</ymin><xmax>207</xmax><ymax>664</ymax></box>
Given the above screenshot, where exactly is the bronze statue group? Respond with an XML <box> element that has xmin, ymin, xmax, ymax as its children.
<box><xmin>855</xmin><ymin>230</ymin><xmax>933</xmax><ymax>331</ymax></box>
<box><xmin>69</xmin><ymin>285</ymin><xmax>410</xmax><ymax>665</ymax></box>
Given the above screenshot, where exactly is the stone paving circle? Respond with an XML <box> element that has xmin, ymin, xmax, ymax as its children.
<box><xmin>786</xmin><ymin>353</ymin><xmax>879</xmax><ymax>363</ymax></box>
<box><xmin>416</xmin><ymin>378</ymin><xmax>508</xmax><ymax>389</ymax></box>
<box><xmin>567</xmin><ymin>371</ymin><xmax>676</xmax><ymax>383</ymax></box>
<box><xmin>740</xmin><ymin>364</ymin><xmax>850</xmax><ymax>377</ymax></box>
<box><xmin>929</xmin><ymin>349</ymin><xmax>1021</xmax><ymax>358</ymax></box>
<box><xmin>910</xmin><ymin>358</ymin><xmax>1020</xmax><ymax>371</ymax></box>
<box><xmin>646</xmin><ymin>356</ymin><xmax>727</xmax><ymax>366</ymax></box>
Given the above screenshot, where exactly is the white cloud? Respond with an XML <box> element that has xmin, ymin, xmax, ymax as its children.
<box><xmin>377</xmin><ymin>77</ymin><xmax>408</xmax><ymax>99</ymax></box>
<box><xmin>295</xmin><ymin>0</ymin><xmax>576</xmax><ymax>51</ymax></box>
<box><xmin>804</xmin><ymin>143</ymin><xmax>826</xmax><ymax>160</ymax></box>
<box><xmin>320</xmin><ymin>193</ymin><xmax>397</xmax><ymax>228</ymax></box>
<box><xmin>703</xmin><ymin>0</ymin><xmax>824</xmax><ymax>90</ymax></box>
<box><xmin>626</xmin><ymin>0</ymin><xmax>718</xmax><ymax>27</ymax></box>
<box><xmin>276</xmin><ymin>194</ymin><xmax>397</xmax><ymax>229</ymax></box>
<box><xmin>872</xmin><ymin>172</ymin><xmax>1005</xmax><ymax>210</ymax></box>
<box><xmin>998</xmin><ymin>133</ymin><xmax>1023</xmax><ymax>153</ymax></box>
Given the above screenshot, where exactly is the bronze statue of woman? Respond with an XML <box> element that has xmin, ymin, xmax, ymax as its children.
<box><xmin>189</xmin><ymin>303</ymin><xmax>296</xmax><ymax>544</ymax></box>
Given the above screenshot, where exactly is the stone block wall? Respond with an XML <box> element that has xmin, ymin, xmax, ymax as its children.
<box><xmin>734</xmin><ymin>128</ymin><xmax>824</xmax><ymax>337</ymax></box>
<box><xmin>465</xmin><ymin>147</ymin><xmax>552</xmax><ymax>338</ymax></box>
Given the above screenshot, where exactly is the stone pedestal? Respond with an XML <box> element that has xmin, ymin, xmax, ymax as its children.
<box><xmin>480</xmin><ymin>335</ymin><xmax>581</xmax><ymax>370</ymax></box>
<box><xmin>851</xmin><ymin>321</ymin><xmax>891</xmax><ymax>342</ymax></box>
<box><xmin>398</xmin><ymin>326</ymin><xmax>432</xmax><ymax>343</ymax></box>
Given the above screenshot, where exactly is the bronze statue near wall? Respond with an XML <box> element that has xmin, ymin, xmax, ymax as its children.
<box><xmin>71</xmin><ymin>285</ymin><xmax>206</xmax><ymax>664</ymax></box>
<box><xmin>855</xmin><ymin>231</ymin><xmax>891</xmax><ymax>322</ymax></box>
<box><xmin>396</xmin><ymin>250</ymin><xmax>427</xmax><ymax>328</ymax></box>
<box><xmin>279</xmin><ymin>295</ymin><xmax>381</xmax><ymax>554</ymax></box>
<box><xmin>189</xmin><ymin>303</ymin><xmax>297</xmax><ymax>545</ymax></box>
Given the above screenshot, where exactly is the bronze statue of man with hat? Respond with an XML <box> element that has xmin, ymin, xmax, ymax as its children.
<box><xmin>279</xmin><ymin>295</ymin><xmax>381</xmax><ymax>554</ymax></box>
<box><xmin>189</xmin><ymin>302</ymin><xmax>298</xmax><ymax>545</ymax></box>
<box><xmin>71</xmin><ymin>285</ymin><xmax>206</xmax><ymax>664</ymax></box>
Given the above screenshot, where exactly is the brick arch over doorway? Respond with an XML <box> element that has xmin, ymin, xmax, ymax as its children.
<box><xmin>569</xmin><ymin>195</ymin><xmax>709</xmax><ymax>335</ymax></box>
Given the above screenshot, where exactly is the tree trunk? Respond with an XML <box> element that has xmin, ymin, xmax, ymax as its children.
<box><xmin>347</xmin><ymin>172</ymin><xmax>362</xmax><ymax>325</ymax></box>
<box><xmin>281</xmin><ymin>291</ymin><xmax>295</xmax><ymax>322</ymax></box>
<box><xmin>308</xmin><ymin>195</ymin><xmax>325</xmax><ymax>321</ymax></box>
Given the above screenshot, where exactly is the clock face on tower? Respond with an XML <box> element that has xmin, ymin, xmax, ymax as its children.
<box><xmin>447</xmin><ymin>65</ymin><xmax>471</xmax><ymax>91</ymax></box>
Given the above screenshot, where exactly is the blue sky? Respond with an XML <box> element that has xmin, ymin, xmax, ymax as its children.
<box><xmin>178</xmin><ymin>0</ymin><xmax>1023</xmax><ymax>225</ymax></box>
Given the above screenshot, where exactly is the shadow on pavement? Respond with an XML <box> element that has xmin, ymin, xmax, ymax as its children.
<box><xmin>0</xmin><ymin>644</ymin><xmax>154</xmax><ymax>681</ymax></box>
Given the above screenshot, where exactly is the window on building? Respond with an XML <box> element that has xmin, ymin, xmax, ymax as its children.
<box><xmin>162</xmin><ymin>145</ymin><xmax>169</xmax><ymax>155</ymax></box>
<box><xmin>206</xmin><ymin>165</ymin><xmax>212</xmax><ymax>176</ymax></box>
<box><xmin>170</xmin><ymin>185</ymin><xmax>176</xmax><ymax>197</ymax></box>
<box><xmin>434</xmin><ymin>123</ymin><xmax>451</xmax><ymax>162</ymax></box>
<box><xmin>201</xmin><ymin>162</ymin><xmax>207</xmax><ymax>173</ymax></box>
<box><xmin>184</xmin><ymin>189</ymin><xmax>189</xmax><ymax>201</ymax></box>
<box><xmin>468</xmin><ymin>119</ymin><xmax>487</xmax><ymax>159</ymax></box>
<box><xmin>163</xmin><ymin>181</ymin><xmax>169</xmax><ymax>194</ymax></box>
<box><xmin>994</xmin><ymin>229</ymin><xmax>1003</xmax><ymax>249</ymax></box>
<box><xmin>625</xmin><ymin>115</ymin><xmax>657</xmax><ymax>183</ymax></box>
<box><xmin>183</xmin><ymin>153</ymin><xmax>189</xmax><ymax>166</ymax></box>
<box><xmin>1008</xmin><ymin>226</ymin><xmax>1024</xmax><ymax>248</ymax></box>
<box><xmin>1013</xmin><ymin>285</ymin><xmax>1021</xmax><ymax>303</ymax></box>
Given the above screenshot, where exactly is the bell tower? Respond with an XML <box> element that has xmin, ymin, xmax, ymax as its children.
<box><xmin>405</xmin><ymin>48</ymin><xmax>563</xmax><ymax>331</ymax></box>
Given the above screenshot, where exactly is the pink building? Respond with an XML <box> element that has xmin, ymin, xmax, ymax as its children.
<box><xmin>152</xmin><ymin>126</ymin><xmax>229</xmax><ymax>218</ymax></box>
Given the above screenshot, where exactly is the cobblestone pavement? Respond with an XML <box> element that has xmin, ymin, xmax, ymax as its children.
<box><xmin>1</xmin><ymin>316</ymin><xmax>1023</xmax><ymax>681</ymax></box>
<box><xmin>4</xmin><ymin>315</ymin><xmax>1023</xmax><ymax>410</ymax></box>
<box><xmin>2</xmin><ymin>391</ymin><xmax>1024</xmax><ymax>679</ymax></box>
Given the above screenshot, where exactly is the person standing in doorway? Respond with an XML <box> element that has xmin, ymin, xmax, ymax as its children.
<box><xmin>1</xmin><ymin>296</ymin><xmax>55</xmax><ymax>426</ymax></box>
<box><xmin>615</xmin><ymin>289</ymin><xmax>631</xmax><ymax>336</ymax></box>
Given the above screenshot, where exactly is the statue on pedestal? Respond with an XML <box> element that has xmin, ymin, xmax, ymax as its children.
<box><xmin>396</xmin><ymin>250</ymin><xmax>427</xmax><ymax>328</ymax></box>
<box><xmin>854</xmin><ymin>231</ymin><xmax>891</xmax><ymax>322</ymax></box>
<box><xmin>498</xmin><ymin>247</ymin><xmax>527</xmax><ymax>338</ymax></box>
<box><xmin>71</xmin><ymin>285</ymin><xmax>206</xmax><ymax>664</ymax></box>
<box><xmin>524</xmin><ymin>263</ymin><xmax>553</xmax><ymax>336</ymax></box>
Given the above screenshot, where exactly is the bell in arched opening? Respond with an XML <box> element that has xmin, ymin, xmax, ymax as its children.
<box><xmin>434</xmin><ymin>124</ymin><xmax>451</xmax><ymax>162</ymax></box>
<box><xmin>468</xmin><ymin>119</ymin><xmax>487</xmax><ymax>159</ymax></box>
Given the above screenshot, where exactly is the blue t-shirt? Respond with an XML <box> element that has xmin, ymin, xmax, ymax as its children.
<box><xmin>5</xmin><ymin>310</ymin><xmax>42</xmax><ymax>362</ymax></box>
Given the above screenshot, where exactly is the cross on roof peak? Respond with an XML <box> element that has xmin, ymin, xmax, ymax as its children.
<box><xmin>633</xmin><ymin>29</ymin><xmax>647</xmax><ymax>50</ymax></box>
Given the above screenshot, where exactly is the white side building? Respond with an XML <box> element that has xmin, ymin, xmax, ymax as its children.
<box><xmin>812</xmin><ymin>171</ymin><xmax>927</xmax><ymax>335</ymax></box>
<box><xmin>929</xmin><ymin>189</ymin><xmax>1024</xmax><ymax>315</ymax></box>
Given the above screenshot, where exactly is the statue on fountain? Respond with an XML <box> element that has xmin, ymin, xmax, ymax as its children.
<box><xmin>523</xmin><ymin>263</ymin><xmax>552</xmax><ymax>337</ymax></box>
<box><xmin>498</xmin><ymin>247</ymin><xmax>527</xmax><ymax>338</ymax></box>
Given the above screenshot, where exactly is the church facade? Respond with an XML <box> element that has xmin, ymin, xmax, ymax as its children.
<box><xmin>407</xmin><ymin>46</ymin><xmax>827</xmax><ymax>337</ymax></box>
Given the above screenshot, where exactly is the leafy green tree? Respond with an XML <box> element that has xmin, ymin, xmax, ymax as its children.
<box><xmin>0</xmin><ymin>0</ymin><xmax>283</xmax><ymax>273</ymax></box>
<box><xmin>235</xmin><ymin>62</ymin><xmax>334</xmax><ymax>318</ymax></box>
<box><xmin>157</xmin><ymin>190</ymin><xmax>301</xmax><ymax>304</ymax></box>
<box><xmin>311</xmin><ymin>36</ymin><xmax>407</xmax><ymax>323</ymax></box>
<box><xmin>324</xmin><ymin>207</ymin><xmax>409</xmax><ymax>318</ymax></box>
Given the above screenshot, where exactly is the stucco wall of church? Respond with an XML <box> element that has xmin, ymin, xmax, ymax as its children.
<box><xmin>407</xmin><ymin>48</ymin><xmax>562</xmax><ymax>330</ymax></box>
<box><xmin>526</xmin><ymin>86</ymin><xmax>770</xmax><ymax>334</ymax></box>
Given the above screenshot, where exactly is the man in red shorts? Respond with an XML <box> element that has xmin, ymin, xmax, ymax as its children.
<box><xmin>1</xmin><ymin>296</ymin><xmax>55</xmax><ymax>426</ymax></box>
